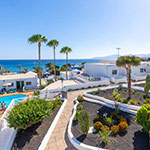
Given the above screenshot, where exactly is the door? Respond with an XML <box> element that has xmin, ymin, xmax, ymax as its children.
<box><xmin>16</xmin><ymin>81</ymin><xmax>20</xmax><ymax>89</ymax></box>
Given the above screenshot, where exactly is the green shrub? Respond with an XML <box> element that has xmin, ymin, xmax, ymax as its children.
<box><xmin>88</xmin><ymin>86</ymin><xmax>91</xmax><ymax>88</ymax></box>
<box><xmin>81</xmin><ymin>87</ymin><xmax>85</xmax><ymax>89</ymax></box>
<box><xmin>129</xmin><ymin>99</ymin><xmax>135</xmax><ymax>104</ymax></box>
<box><xmin>99</xmin><ymin>128</ymin><xmax>111</xmax><ymax>145</ymax></box>
<box><xmin>77</xmin><ymin>103</ymin><xmax>83</xmax><ymax>110</ymax></box>
<box><xmin>77</xmin><ymin>95</ymin><xmax>85</xmax><ymax>102</ymax></box>
<box><xmin>93</xmin><ymin>86</ymin><xmax>96</xmax><ymax>88</ymax></box>
<box><xmin>134</xmin><ymin>89</ymin><xmax>138</xmax><ymax>92</ymax></box>
<box><xmin>97</xmin><ymin>88</ymin><xmax>101</xmax><ymax>93</ymax></box>
<box><xmin>137</xmin><ymin>100</ymin><xmax>141</xmax><ymax>104</ymax></box>
<box><xmin>119</xmin><ymin>116</ymin><xmax>127</xmax><ymax>122</ymax></box>
<box><xmin>78</xmin><ymin>110</ymin><xmax>90</xmax><ymax>133</ymax></box>
<box><xmin>136</xmin><ymin>104</ymin><xmax>150</xmax><ymax>133</ymax></box>
<box><xmin>146</xmin><ymin>98</ymin><xmax>150</xmax><ymax>103</ymax></box>
<box><xmin>91</xmin><ymin>91</ymin><xmax>95</xmax><ymax>95</ymax></box>
<box><xmin>144</xmin><ymin>84</ymin><xmax>150</xmax><ymax>97</ymax></box>
<box><xmin>118</xmin><ymin>84</ymin><xmax>122</xmax><ymax>91</ymax></box>
<box><xmin>105</xmin><ymin>117</ymin><xmax>113</xmax><ymax>126</ymax></box>
<box><xmin>33</xmin><ymin>90</ymin><xmax>40</xmax><ymax>96</ymax></box>
<box><xmin>93</xmin><ymin>115</ymin><xmax>101</xmax><ymax>123</ymax></box>
<box><xmin>6</xmin><ymin>98</ymin><xmax>54</xmax><ymax>129</ymax></box>
<box><xmin>52</xmin><ymin>97</ymin><xmax>63</xmax><ymax>109</ymax></box>
<box><xmin>113</xmin><ymin>90</ymin><xmax>119</xmax><ymax>98</ymax></box>
<box><xmin>122</xmin><ymin>99</ymin><xmax>128</xmax><ymax>104</ymax></box>
<box><xmin>136</xmin><ymin>92</ymin><xmax>140</xmax><ymax>95</ymax></box>
<box><xmin>141</xmin><ymin>94</ymin><xmax>145</xmax><ymax>97</ymax></box>
<box><xmin>68</xmin><ymin>89</ymin><xmax>73</xmax><ymax>91</ymax></box>
<box><xmin>93</xmin><ymin>121</ymin><xmax>104</xmax><ymax>131</ymax></box>
<box><xmin>146</xmin><ymin>75</ymin><xmax>150</xmax><ymax>83</ymax></box>
<box><xmin>143</xmin><ymin>100</ymin><xmax>146</xmax><ymax>104</ymax></box>
<box><xmin>75</xmin><ymin>110</ymin><xmax>81</xmax><ymax>120</ymax></box>
<box><xmin>122</xmin><ymin>91</ymin><xmax>126</xmax><ymax>94</ymax></box>
<box><xmin>132</xmin><ymin>90</ymin><xmax>135</xmax><ymax>94</ymax></box>
<box><xmin>103</xmin><ymin>90</ymin><xmax>107</xmax><ymax>92</ymax></box>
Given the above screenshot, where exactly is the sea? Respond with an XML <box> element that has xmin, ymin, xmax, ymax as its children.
<box><xmin>0</xmin><ymin>59</ymin><xmax>100</xmax><ymax>73</ymax></box>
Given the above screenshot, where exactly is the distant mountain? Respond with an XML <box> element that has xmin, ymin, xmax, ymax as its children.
<box><xmin>91</xmin><ymin>54</ymin><xmax>150</xmax><ymax>60</ymax></box>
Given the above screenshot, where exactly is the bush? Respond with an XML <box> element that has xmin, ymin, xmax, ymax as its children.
<box><xmin>105</xmin><ymin>117</ymin><xmax>113</xmax><ymax>126</ymax></box>
<box><xmin>77</xmin><ymin>103</ymin><xmax>83</xmax><ymax>110</ymax></box>
<box><xmin>143</xmin><ymin>100</ymin><xmax>146</xmax><ymax>104</ymax></box>
<box><xmin>103</xmin><ymin>90</ymin><xmax>107</xmax><ymax>92</ymax></box>
<box><xmin>33</xmin><ymin>90</ymin><xmax>40</xmax><ymax>96</ymax></box>
<box><xmin>97</xmin><ymin>88</ymin><xmax>101</xmax><ymax>93</ymax></box>
<box><xmin>93</xmin><ymin>121</ymin><xmax>104</xmax><ymax>131</ymax></box>
<box><xmin>111</xmin><ymin>111</ymin><xmax>119</xmax><ymax>119</ymax></box>
<box><xmin>122</xmin><ymin>99</ymin><xmax>128</xmax><ymax>104</ymax></box>
<box><xmin>129</xmin><ymin>99</ymin><xmax>135</xmax><ymax>104</ymax></box>
<box><xmin>93</xmin><ymin>115</ymin><xmax>101</xmax><ymax>123</ymax></box>
<box><xmin>68</xmin><ymin>89</ymin><xmax>73</xmax><ymax>91</ymax></box>
<box><xmin>136</xmin><ymin>104</ymin><xmax>150</xmax><ymax>133</ymax></box>
<box><xmin>132</xmin><ymin>90</ymin><xmax>135</xmax><ymax>94</ymax></box>
<box><xmin>119</xmin><ymin>116</ymin><xmax>127</xmax><ymax>122</ymax></box>
<box><xmin>6</xmin><ymin>98</ymin><xmax>54</xmax><ymax>129</ymax></box>
<box><xmin>136</xmin><ymin>92</ymin><xmax>140</xmax><ymax>95</ymax></box>
<box><xmin>77</xmin><ymin>95</ymin><xmax>85</xmax><ymax>102</ymax></box>
<box><xmin>111</xmin><ymin>125</ymin><xmax>119</xmax><ymax>135</ymax></box>
<box><xmin>78</xmin><ymin>110</ymin><xmax>90</xmax><ymax>133</ymax></box>
<box><xmin>146</xmin><ymin>98</ymin><xmax>150</xmax><ymax>103</ymax></box>
<box><xmin>113</xmin><ymin>90</ymin><xmax>119</xmax><ymax>98</ymax></box>
<box><xmin>52</xmin><ymin>97</ymin><xmax>63</xmax><ymax>109</ymax></box>
<box><xmin>91</xmin><ymin>91</ymin><xmax>95</xmax><ymax>95</ymax></box>
<box><xmin>75</xmin><ymin>110</ymin><xmax>81</xmax><ymax>120</ymax></box>
<box><xmin>99</xmin><ymin>128</ymin><xmax>111</xmax><ymax>145</ymax></box>
<box><xmin>144</xmin><ymin>84</ymin><xmax>150</xmax><ymax>97</ymax></box>
<box><xmin>88</xmin><ymin>86</ymin><xmax>91</xmax><ymax>88</ymax></box>
<box><xmin>118</xmin><ymin>121</ymin><xmax>128</xmax><ymax>133</ymax></box>
<box><xmin>137</xmin><ymin>100</ymin><xmax>141</xmax><ymax>104</ymax></box>
<box><xmin>81</xmin><ymin>87</ymin><xmax>85</xmax><ymax>89</ymax></box>
<box><xmin>122</xmin><ymin>91</ymin><xmax>126</xmax><ymax>94</ymax></box>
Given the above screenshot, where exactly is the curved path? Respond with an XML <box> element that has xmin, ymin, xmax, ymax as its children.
<box><xmin>45</xmin><ymin>86</ymin><xmax>117</xmax><ymax>150</ymax></box>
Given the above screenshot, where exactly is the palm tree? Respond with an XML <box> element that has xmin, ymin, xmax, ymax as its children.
<box><xmin>47</xmin><ymin>40</ymin><xmax>59</xmax><ymax>81</ymax></box>
<box><xmin>33</xmin><ymin>66</ymin><xmax>43</xmax><ymax>77</ymax></box>
<box><xmin>60</xmin><ymin>46</ymin><xmax>72</xmax><ymax>80</ymax></box>
<box><xmin>116</xmin><ymin>56</ymin><xmax>141</xmax><ymax>99</ymax></box>
<box><xmin>17</xmin><ymin>64</ymin><xmax>22</xmax><ymax>73</ymax></box>
<box><xmin>22</xmin><ymin>67</ymin><xmax>29</xmax><ymax>73</ymax></box>
<box><xmin>28</xmin><ymin>34</ymin><xmax>47</xmax><ymax>87</ymax></box>
<box><xmin>45</xmin><ymin>62</ymin><xmax>54</xmax><ymax>72</ymax></box>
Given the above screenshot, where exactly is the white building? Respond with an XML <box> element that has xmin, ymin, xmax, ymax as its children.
<box><xmin>83</xmin><ymin>60</ymin><xmax>150</xmax><ymax>83</ymax></box>
<box><xmin>0</xmin><ymin>71</ymin><xmax>38</xmax><ymax>91</ymax></box>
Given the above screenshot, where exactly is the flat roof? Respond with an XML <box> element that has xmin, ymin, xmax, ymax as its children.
<box><xmin>0</xmin><ymin>74</ymin><xmax>37</xmax><ymax>80</ymax></box>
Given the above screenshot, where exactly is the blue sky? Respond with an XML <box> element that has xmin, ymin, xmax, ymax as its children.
<box><xmin>0</xmin><ymin>0</ymin><xmax>150</xmax><ymax>59</ymax></box>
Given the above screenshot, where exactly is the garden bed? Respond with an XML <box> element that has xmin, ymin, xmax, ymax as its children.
<box><xmin>72</xmin><ymin>101</ymin><xmax>149</xmax><ymax>150</ymax></box>
<box><xmin>12</xmin><ymin>104</ymin><xmax>61</xmax><ymax>150</ymax></box>
<box><xmin>89</xmin><ymin>87</ymin><xmax>150</xmax><ymax>106</ymax></box>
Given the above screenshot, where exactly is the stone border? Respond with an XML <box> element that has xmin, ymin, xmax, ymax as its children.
<box><xmin>38</xmin><ymin>98</ymin><xmax>67</xmax><ymax>150</ymax></box>
<box><xmin>68</xmin><ymin>97</ymin><xmax>137</xmax><ymax>150</ymax></box>
<box><xmin>83</xmin><ymin>86</ymin><xmax>141</xmax><ymax>111</ymax></box>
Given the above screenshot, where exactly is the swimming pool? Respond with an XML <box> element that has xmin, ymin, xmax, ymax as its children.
<box><xmin>0</xmin><ymin>95</ymin><xmax>27</xmax><ymax>107</ymax></box>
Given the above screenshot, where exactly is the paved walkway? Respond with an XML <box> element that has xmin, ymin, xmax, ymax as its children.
<box><xmin>46</xmin><ymin>90</ymin><xmax>85</xmax><ymax>150</ymax></box>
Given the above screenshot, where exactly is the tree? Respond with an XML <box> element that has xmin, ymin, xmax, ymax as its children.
<box><xmin>33</xmin><ymin>66</ymin><xmax>43</xmax><ymax>78</ymax></box>
<box><xmin>60</xmin><ymin>46</ymin><xmax>72</xmax><ymax>79</ymax></box>
<box><xmin>78</xmin><ymin>110</ymin><xmax>90</xmax><ymax>134</ymax></box>
<box><xmin>0</xmin><ymin>65</ymin><xmax>2</xmax><ymax>71</ymax></box>
<box><xmin>45</xmin><ymin>62</ymin><xmax>54</xmax><ymax>72</ymax></box>
<box><xmin>17</xmin><ymin>64</ymin><xmax>22</xmax><ymax>73</ymax></box>
<box><xmin>22</xmin><ymin>67</ymin><xmax>29</xmax><ymax>73</ymax></box>
<box><xmin>116</xmin><ymin>56</ymin><xmax>141</xmax><ymax>99</ymax></box>
<box><xmin>28</xmin><ymin>34</ymin><xmax>47</xmax><ymax>88</ymax></box>
<box><xmin>47</xmin><ymin>40</ymin><xmax>59</xmax><ymax>81</ymax></box>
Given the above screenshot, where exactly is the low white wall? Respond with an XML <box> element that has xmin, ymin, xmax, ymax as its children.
<box><xmin>38</xmin><ymin>98</ymin><xmax>67</xmax><ymax>150</ymax></box>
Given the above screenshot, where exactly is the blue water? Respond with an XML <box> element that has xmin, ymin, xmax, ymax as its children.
<box><xmin>0</xmin><ymin>94</ymin><xmax>27</xmax><ymax>107</ymax></box>
<box><xmin>0</xmin><ymin>59</ymin><xmax>99</xmax><ymax>73</ymax></box>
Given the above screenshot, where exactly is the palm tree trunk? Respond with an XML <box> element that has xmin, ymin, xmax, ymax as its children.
<box><xmin>127</xmin><ymin>67</ymin><xmax>131</xmax><ymax>99</ymax></box>
<box><xmin>38</xmin><ymin>42</ymin><xmax>42</xmax><ymax>88</ymax></box>
<box><xmin>53</xmin><ymin>46</ymin><xmax>56</xmax><ymax>81</ymax></box>
<box><xmin>66</xmin><ymin>53</ymin><xmax>68</xmax><ymax>80</ymax></box>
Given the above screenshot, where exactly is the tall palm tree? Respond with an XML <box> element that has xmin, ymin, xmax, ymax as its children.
<box><xmin>22</xmin><ymin>67</ymin><xmax>29</xmax><ymax>73</ymax></box>
<box><xmin>116</xmin><ymin>56</ymin><xmax>141</xmax><ymax>99</ymax></box>
<box><xmin>47</xmin><ymin>40</ymin><xmax>59</xmax><ymax>81</ymax></box>
<box><xmin>60</xmin><ymin>46</ymin><xmax>72</xmax><ymax>80</ymax></box>
<box><xmin>28</xmin><ymin>34</ymin><xmax>47</xmax><ymax>88</ymax></box>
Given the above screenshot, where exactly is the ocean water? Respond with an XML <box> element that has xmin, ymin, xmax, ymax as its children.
<box><xmin>0</xmin><ymin>59</ymin><xmax>99</xmax><ymax>73</ymax></box>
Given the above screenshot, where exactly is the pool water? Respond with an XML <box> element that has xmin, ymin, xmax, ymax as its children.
<box><xmin>0</xmin><ymin>95</ymin><xmax>27</xmax><ymax>107</ymax></box>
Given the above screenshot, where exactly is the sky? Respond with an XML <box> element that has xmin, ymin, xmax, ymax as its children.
<box><xmin>0</xmin><ymin>0</ymin><xmax>150</xmax><ymax>59</ymax></box>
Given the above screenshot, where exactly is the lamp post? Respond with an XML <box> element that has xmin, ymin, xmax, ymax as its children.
<box><xmin>116</xmin><ymin>47</ymin><xmax>121</xmax><ymax>58</ymax></box>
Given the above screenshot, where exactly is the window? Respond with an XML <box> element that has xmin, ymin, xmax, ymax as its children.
<box><xmin>8</xmin><ymin>83</ymin><xmax>14</xmax><ymax>87</ymax></box>
<box><xmin>112</xmin><ymin>70</ymin><xmax>117</xmax><ymax>75</ymax></box>
<box><xmin>140</xmin><ymin>68</ymin><xmax>144</xmax><ymax>73</ymax></box>
<box><xmin>26</xmin><ymin>82</ymin><xmax>31</xmax><ymax>85</ymax></box>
